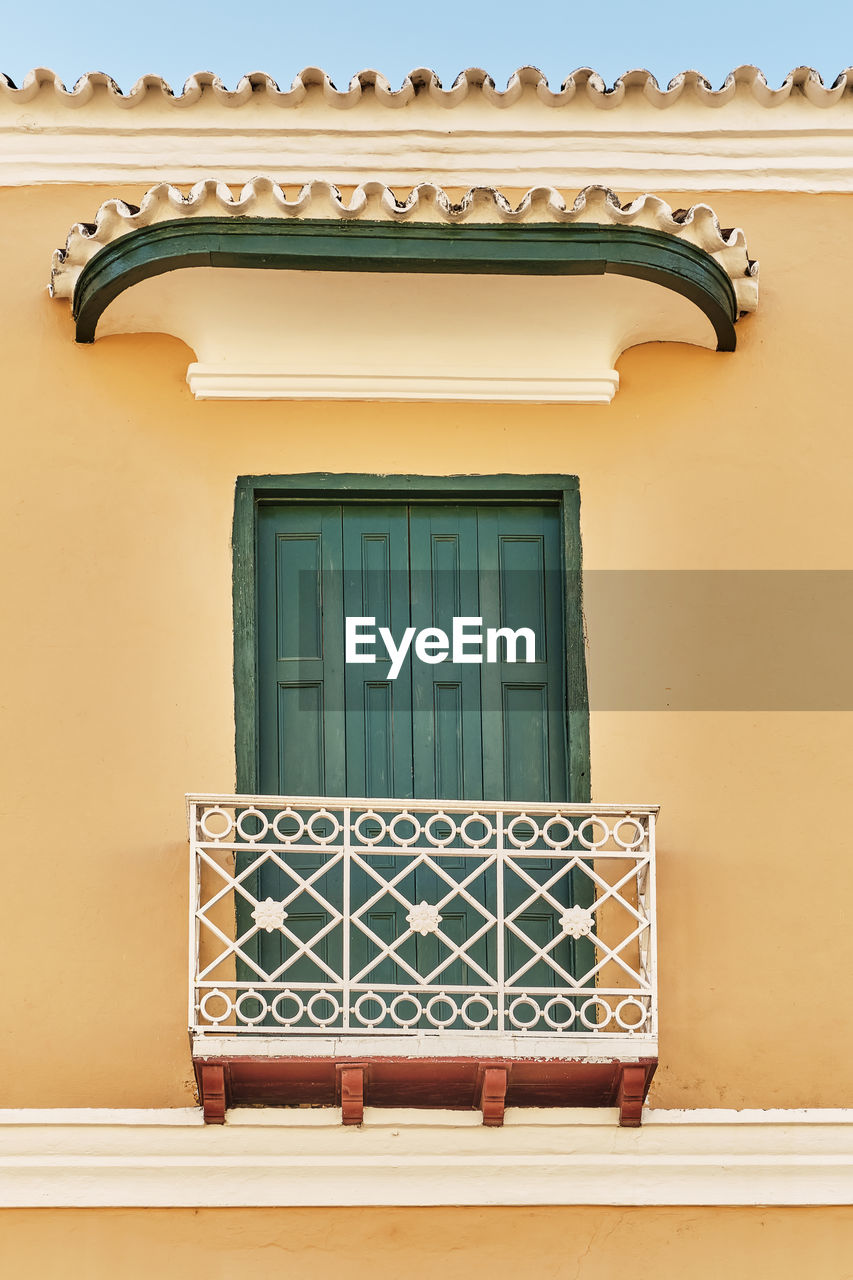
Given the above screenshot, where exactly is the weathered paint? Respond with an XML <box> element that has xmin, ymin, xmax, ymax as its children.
<box><xmin>0</xmin><ymin>1207</ymin><xmax>852</xmax><ymax>1277</ymax></box>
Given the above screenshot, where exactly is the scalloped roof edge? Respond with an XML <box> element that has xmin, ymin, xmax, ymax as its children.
<box><xmin>6</xmin><ymin>64</ymin><xmax>853</xmax><ymax>109</ymax></box>
<box><xmin>49</xmin><ymin>180</ymin><xmax>759</xmax><ymax>315</ymax></box>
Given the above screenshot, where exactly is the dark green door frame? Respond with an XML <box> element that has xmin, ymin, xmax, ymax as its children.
<box><xmin>233</xmin><ymin>474</ymin><xmax>590</xmax><ymax>802</ymax></box>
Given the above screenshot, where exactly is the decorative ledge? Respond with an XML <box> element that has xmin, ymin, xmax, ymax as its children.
<box><xmin>50</xmin><ymin>182</ymin><xmax>757</xmax><ymax>404</ymax></box>
<box><xmin>185</xmin><ymin>368</ymin><xmax>622</xmax><ymax>404</ymax></box>
<box><xmin>2</xmin><ymin>1108</ymin><xmax>852</xmax><ymax>1207</ymax></box>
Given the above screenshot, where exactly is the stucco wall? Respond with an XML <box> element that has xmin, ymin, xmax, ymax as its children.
<box><xmin>2</xmin><ymin>185</ymin><xmax>851</xmax><ymax>1107</ymax></box>
<box><xmin>2</xmin><ymin>1207</ymin><xmax>852</xmax><ymax>1278</ymax></box>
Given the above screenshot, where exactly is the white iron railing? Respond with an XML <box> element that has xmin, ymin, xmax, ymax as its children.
<box><xmin>188</xmin><ymin>795</ymin><xmax>658</xmax><ymax>1050</ymax></box>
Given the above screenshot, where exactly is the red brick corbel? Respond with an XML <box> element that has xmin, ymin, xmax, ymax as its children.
<box><xmin>478</xmin><ymin>1065</ymin><xmax>509</xmax><ymax>1126</ymax></box>
<box><xmin>336</xmin><ymin>1062</ymin><xmax>366</xmax><ymax>1125</ymax></box>
<box><xmin>200</xmin><ymin>1063</ymin><xmax>227</xmax><ymax>1124</ymax></box>
<box><xmin>617</xmin><ymin>1064</ymin><xmax>647</xmax><ymax>1127</ymax></box>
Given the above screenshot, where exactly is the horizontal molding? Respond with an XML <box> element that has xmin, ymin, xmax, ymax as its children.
<box><xmin>186</xmin><ymin>367</ymin><xmax>621</xmax><ymax>404</ymax></box>
<box><xmin>2</xmin><ymin>1108</ymin><xmax>852</xmax><ymax>1208</ymax></box>
<box><xmin>4</xmin><ymin>98</ymin><xmax>853</xmax><ymax>190</ymax></box>
<box><xmin>10</xmin><ymin>139</ymin><xmax>853</xmax><ymax>193</ymax></box>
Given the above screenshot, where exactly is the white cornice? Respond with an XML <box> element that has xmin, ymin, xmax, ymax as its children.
<box><xmin>1</xmin><ymin>1108</ymin><xmax>852</xmax><ymax>1208</ymax></box>
<box><xmin>3</xmin><ymin>67</ymin><xmax>853</xmax><ymax>190</ymax></box>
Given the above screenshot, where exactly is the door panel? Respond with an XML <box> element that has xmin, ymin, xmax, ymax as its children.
<box><xmin>343</xmin><ymin>507</ymin><xmax>413</xmax><ymax>799</ymax></box>
<box><xmin>501</xmin><ymin>682</ymin><xmax>550</xmax><ymax>801</ymax></box>
<box><xmin>257</xmin><ymin>503</ymin><xmax>345</xmax><ymax>796</ymax></box>
<box><xmin>277</xmin><ymin>682</ymin><xmax>325</xmax><ymax>795</ymax></box>
<box><xmin>478</xmin><ymin>506</ymin><xmax>567</xmax><ymax>802</ymax></box>
<box><xmin>276</xmin><ymin>532</ymin><xmax>323</xmax><ymax>660</ymax></box>
<box><xmin>432</xmin><ymin>682</ymin><xmax>464</xmax><ymax>799</ymax></box>
<box><xmin>409</xmin><ymin>505</ymin><xmax>483</xmax><ymax>801</ymax></box>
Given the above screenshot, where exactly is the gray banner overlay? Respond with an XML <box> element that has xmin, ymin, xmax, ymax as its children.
<box><xmin>290</xmin><ymin>570</ymin><xmax>853</xmax><ymax>711</ymax></box>
<box><xmin>584</xmin><ymin>571</ymin><xmax>853</xmax><ymax>710</ymax></box>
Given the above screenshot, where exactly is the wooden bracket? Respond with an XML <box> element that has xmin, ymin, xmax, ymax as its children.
<box><xmin>617</xmin><ymin>1064</ymin><xmax>647</xmax><ymax>1127</ymax></box>
<box><xmin>478</xmin><ymin>1065</ymin><xmax>508</xmax><ymax>1127</ymax></box>
<box><xmin>200</xmin><ymin>1063</ymin><xmax>227</xmax><ymax>1124</ymax></box>
<box><xmin>336</xmin><ymin>1063</ymin><xmax>366</xmax><ymax>1125</ymax></box>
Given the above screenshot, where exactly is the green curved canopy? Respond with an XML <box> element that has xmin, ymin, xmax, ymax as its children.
<box><xmin>72</xmin><ymin>216</ymin><xmax>739</xmax><ymax>350</ymax></box>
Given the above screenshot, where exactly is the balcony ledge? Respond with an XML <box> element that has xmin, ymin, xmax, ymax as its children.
<box><xmin>192</xmin><ymin>1032</ymin><xmax>657</xmax><ymax>1059</ymax></box>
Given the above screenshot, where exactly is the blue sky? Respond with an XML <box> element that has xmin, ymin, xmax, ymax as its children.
<box><xmin>1</xmin><ymin>0</ymin><xmax>851</xmax><ymax>91</ymax></box>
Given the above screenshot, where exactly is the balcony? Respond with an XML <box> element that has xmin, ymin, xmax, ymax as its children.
<box><xmin>188</xmin><ymin>794</ymin><xmax>658</xmax><ymax>1125</ymax></box>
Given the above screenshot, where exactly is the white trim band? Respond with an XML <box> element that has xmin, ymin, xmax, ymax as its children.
<box><xmin>4</xmin><ymin>94</ymin><xmax>853</xmax><ymax>191</ymax></box>
<box><xmin>6</xmin><ymin>128</ymin><xmax>853</xmax><ymax>193</ymax></box>
<box><xmin>2</xmin><ymin>1108</ymin><xmax>852</xmax><ymax>1208</ymax></box>
<box><xmin>186</xmin><ymin>367</ymin><xmax>621</xmax><ymax>405</ymax></box>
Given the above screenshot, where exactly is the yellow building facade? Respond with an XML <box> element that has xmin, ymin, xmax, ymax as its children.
<box><xmin>1</xmin><ymin>64</ymin><xmax>852</xmax><ymax>1275</ymax></box>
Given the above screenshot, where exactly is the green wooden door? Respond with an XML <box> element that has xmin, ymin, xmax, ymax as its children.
<box><xmin>256</xmin><ymin>500</ymin><xmax>568</xmax><ymax>801</ymax></box>
<box><xmin>248</xmin><ymin>499</ymin><xmax>583</xmax><ymax>1017</ymax></box>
